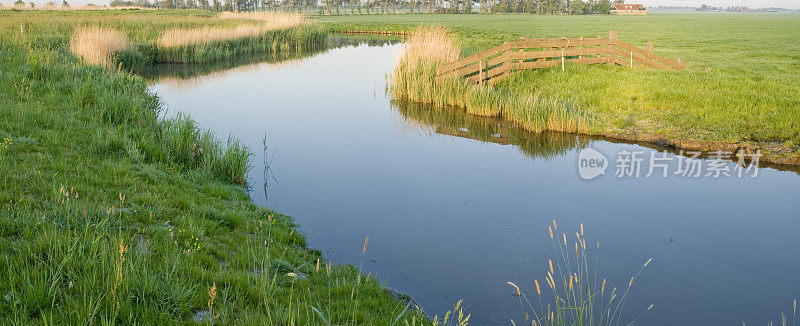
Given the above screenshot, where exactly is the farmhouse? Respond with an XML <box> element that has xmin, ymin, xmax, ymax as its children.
<box><xmin>610</xmin><ymin>3</ymin><xmax>647</xmax><ymax>15</ymax></box>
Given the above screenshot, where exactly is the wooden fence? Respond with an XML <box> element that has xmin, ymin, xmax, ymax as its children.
<box><xmin>436</xmin><ymin>30</ymin><xmax>685</xmax><ymax>84</ymax></box>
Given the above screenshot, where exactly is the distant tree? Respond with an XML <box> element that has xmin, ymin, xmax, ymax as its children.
<box><xmin>110</xmin><ymin>0</ymin><xmax>136</xmax><ymax>6</ymax></box>
<box><xmin>463</xmin><ymin>0</ymin><xmax>473</xmax><ymax>13</ymax></box>
<box><xmin>29</xmin><ymin>1</ymin><xmax>34</xmax><ymax>7</ymax></box>
<box><xmin>61</xmin><ymin>0</ymin><xmax>69</xmax><ymax>7</ymax></box>
<box><xmin>593</xmin><ymin>0</ymin><xmax>609</xmax><ymax>13</ymax></box>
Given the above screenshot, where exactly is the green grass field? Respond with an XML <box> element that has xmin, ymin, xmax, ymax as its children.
<box><xmin>0</xmin><ymin>10</ymin><xmax>436</xmax><ymax>324</ymax></box>
<box><xmin>319</xmin><ymin>13</ymin><xmax>800</xmax><ymax>164</ymax></box>
<box><xmin>1</xmin><ymin>8</ymin><xmax>799</xmax><ymax>324</ymax></box>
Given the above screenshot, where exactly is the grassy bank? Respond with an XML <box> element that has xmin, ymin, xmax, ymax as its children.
<box><xmin>320</xmin><ymin>13</ymin><xmax>800</xmax><ymax>165</ymax></box>
<box><xmin>0</xmin><ymin>10</ymin><xmax>434</xmax><ymax>324</ymax></box>
<box><xmin>1</xmin><ymin>9</ymin><xmax>327</xmax><ymax>67</ymax></box>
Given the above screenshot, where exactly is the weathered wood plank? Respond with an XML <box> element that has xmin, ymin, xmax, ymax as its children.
<box><xmin>513</xmin><ymin>47</ymin><xmax>610</xmax><ymax>60</ymax></box>
<box><xmin>613</xmin><ymin>39</ymin><xmax>685</xmax><ymax>70</ymax></box>
<box><xmin>437</xmin><ymin>42</ymin><xmax>514</xmax><ymax>74</ymax></box>
<box><xmin>514</xmin><ymin>37</ymin><xmax>612</xmax><ymax>49</ymax></box>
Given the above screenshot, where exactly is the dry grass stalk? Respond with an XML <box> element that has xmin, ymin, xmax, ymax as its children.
<box><xmin>69</xmin><ymin>26</ymin><xmax>130</xmax><ymax>67</ymax></box>
<box><xmin>394</xmin><ymin>25</ymin><xmax>459</xmax><ymax>72</ymax></box>
<box><xmin>157</xmin><ymin>12</ymin><xmax>304</xmax><ymax>48</ymax></box>
<box><xmin>218</xmin><ymin>11</ymin><xmax>303</xmax><ymax>22</ymax></box>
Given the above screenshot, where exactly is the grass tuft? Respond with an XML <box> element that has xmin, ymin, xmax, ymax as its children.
<box><xmin>69</xmin><ymin>26</ymin><xmax>130</xmax><ymax>68</ymax></box>
<box><xmin>507</xmin><ymin>221</ymin><xmax>653</xmax><ymax>326</ymax></box>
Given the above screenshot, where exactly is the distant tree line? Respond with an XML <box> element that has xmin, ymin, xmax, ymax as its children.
<box><xmin>110</xmin><ymin>0</ymin><xmax>610</xmax><ymax>14</ymax></box>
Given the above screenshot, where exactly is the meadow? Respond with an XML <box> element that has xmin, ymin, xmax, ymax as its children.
<box><xmin>1</xmin><ymin>8</ymin><xmax>799</xmax><ymax>324</ymax></box>
<box><xmin>0</xmin><ymin>9</ymin><xmax>447</xmax><ymax>324</ymax></box>
<box><xmin>319</xmin><ymin>12</ymin><xmax>800</xmax><ymax>166</ymax></box>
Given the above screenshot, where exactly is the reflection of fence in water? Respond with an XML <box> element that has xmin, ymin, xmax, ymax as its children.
<box><xmin>393</xmin><ymin>101</ymin><xmax>591</xmax><ymax>161</ymax></box>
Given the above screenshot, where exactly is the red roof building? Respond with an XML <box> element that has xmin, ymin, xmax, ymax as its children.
<box><xmin>610</xmin><ymin>3</ymin><xmax>647</xmax><ymax>15</ymax></box>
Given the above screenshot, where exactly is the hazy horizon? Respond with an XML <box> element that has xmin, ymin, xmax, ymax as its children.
<box><xmin>3</xmin><ymin>0</ymin><xmax>798</xmax><ymax>10</ymax></box>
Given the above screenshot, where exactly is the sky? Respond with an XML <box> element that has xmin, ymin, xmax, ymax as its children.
<box><xmin>4</xmin><ymin>0</ymin><xmax>799</xmax><ymax>10</ymax></box>
<box><xmin>642</xmin><ymin>0</ymin><xmax>800</xmax><ymax>8</ymax></box>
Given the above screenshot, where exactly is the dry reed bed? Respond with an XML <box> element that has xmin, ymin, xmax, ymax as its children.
<box><xmin>65</xmin><ymin>11</ymin><xmax>324</xmax><ymax>66</ymax></box>
<box><xmin>157</xmin><ymin>11</ymin><xmax>305</xmax><ymax>48</ymax></box>
<box><xmin>69</xmin><ymin>26</ymin><xmax>130</xmax><ymax>68</ymax></box>
<box><xmin>389</xmin><ymin>26</ymin><xmax>595</xmax><ymax>134</ymax></box>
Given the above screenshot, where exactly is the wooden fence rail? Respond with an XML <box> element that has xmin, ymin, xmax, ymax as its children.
<box><xmin>436</xmin><ymin>30</ymin><xmax>685</xmax><ymax>84</ymax></box>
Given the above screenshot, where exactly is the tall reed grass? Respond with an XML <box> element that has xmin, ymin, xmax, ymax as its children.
<box><xmin>69</xmin><ymin>26</ymin><xmax>130</xmax><ymax>68</ymax></box>
<box><xmin>506</xmin><ymin>221</ymin><xmax>653</xmax><ymax>326</ymax></box>
<box><xmin>218</xmin><ymin>11</ymin><xmax>304</xmax><ymax>23</ymax></box>
<box><xmin>389</xmin><ymin>26</ymin><xmax>597</xmax><ymax>134</ymax></box>
<box><xmin>59</xmin><ymin>11</ymin><xmax>326</xmax><ymax>67</ymax></box>
<box><xmin>152</xmin><ymin>14</ymin><xmax>326</xmax><ymax>63</ymax></box>
<box><xmin>157</xmin><ymin>11</ymin><xmax>304</xmax><ymax>48</ymax></box>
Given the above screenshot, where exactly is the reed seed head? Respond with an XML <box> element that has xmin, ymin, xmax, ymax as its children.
<box><xmin>507</xmin><ymin>281</ymin><xmax>521</xmax><ymax>295</ymax></box>
<box><xmin>363</xmin><ymin>236</ymin><xmax>369</xmax><ymax>254</ymax></box>
<box><xmin>601</xmin><ymin>278</ymin><xmax>606</xmax><ymax>295</ymax></box>
<box><xmin>568</xmin><ymin>275</ymin><xmax>573</xmax><ymax>290</ymax></box>
<box><xmin>535</xmin><ymin>279</ymin><xmax>541</xmax><ymax>295</ymax></box>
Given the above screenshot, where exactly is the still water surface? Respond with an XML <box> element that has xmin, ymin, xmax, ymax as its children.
<box><xmin>146</xmin><ymin>38</ymin><xmax>800</xmax><ymax>325</ymax></box>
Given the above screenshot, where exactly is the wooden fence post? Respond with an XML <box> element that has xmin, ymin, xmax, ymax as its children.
<box><xmin>561</xmin><ymin>49</ymin><xmax>565</xmax><ymax>71</ymax></box>
<box><xmin>479</xmin><ymin>60</ymin><xmax>487</xmax><ymax>84</ymax></box>
<box><xmin>630</xmin><ymin>51</ymin><xmax>633</xmax><ymax>68</ymax></box>
<box><xmin>579</xmin><ymin>36</ymin><xmax>584</xmax><ymax>60</ymax></box>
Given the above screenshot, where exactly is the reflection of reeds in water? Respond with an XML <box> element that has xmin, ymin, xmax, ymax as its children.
<box><xmin>144</xmin><ymin>38</ymin><xmax>398</xmax><ymax>90</ymax></box>
<box><xmin>145</xmin><ymin>56</ymin><xmax>307</xmax><ymax>91</ymax></box>
<box><xmin>389</xmin><ymin>26</ymin><xmax>597</xmax><ymax>134</ymax></box>
<box><xmin>393</xmin><ymin>101</ymin><xmax>591</xmax><ymax>161</ymax></box>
